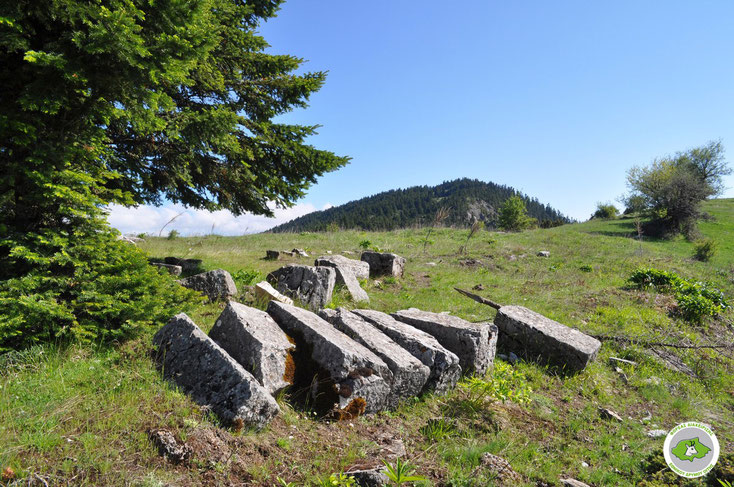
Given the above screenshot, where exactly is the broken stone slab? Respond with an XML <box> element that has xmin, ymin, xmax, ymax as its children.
<box><xmin>152</xmin><ymin>313</ymin><xmax>279</xmax><ymax>429</ymax></box>
<box><xmin>493</xmin><ymin>305</ymin><xmax>601</xmax><ymax>373</ymax></box>
<box><xmin>292</xmin><ymin>248</ymin><xmax>309</xmax><ymax>257</ymax></box>
<box><xmin>164</xmin><ymin>257</ymin><xmax>202</xmax><ymax>273</ymax></box>
<box><xmin>599</xmin><ymin>407</ymin><xmax>623</xmax><ymax>422</ymax></box>
<box><xmin>351</xmin><ymin>309</ymin><xmax>461</xmax><ymax>394</ymax></box>
<box><xmin>148</xmin><ymin>429</ymin><xmax>192</xmax><ymax>464</ymax></box>
<box><xmin>150</xmin><ymin>262</ymin><xmax>183</xmax><ymax>276</ymax></box>
<box><xmin>360</xmin><ymin>251</ymin><xmax>406</xmax><ymax>278</ymax></box>
<box><xmin>209</xmin><ymin>302</ymin><xmax>295</xmax><ymax>395</ymax></box>
<box><xmin>178</xmin><ymin>269</ymin><xmax>238</xmax><ymax>301</ymax></box>
<box><xmin>392</xmin><ymin>308</ymin><xmax>497</xmax><ymax>375</ymax></box>
<box><xmin>267</xmin><ymin>264</ymin><xmax>335</xmax><ymax>310</ymax></box>
<box><xmin>267</xmin><ymin>301</ymin><xmax>391</xmax><ymax>413</ymax></box>
<box><xmin>319</xmin><ymin>308</ymin><xmax>430</xmax><ymax>408</ymax></box>
<box><xmin>315</xmin><ymin>255</ymin><xmax>370</xmax><ymax>281</ymax></box>
<box><xmin>336</xmin><ymin>267</ymin><xmax>370</xmax><ymax>303</ymax></box>
<box><xmin>560</xmin><ymin>479</ymin><xmax>591</xmax><ymax>487</ymax></box>
<box><xmin>253</xmin><ymin>281</ymin><xmax>294</xmax><ymax>305</ymax></box>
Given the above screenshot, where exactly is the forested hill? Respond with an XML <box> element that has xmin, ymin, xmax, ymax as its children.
<box><xmin>270</xmin><ymin>178</ymin><xmax>569</xmax><ymax>232</ymax></box>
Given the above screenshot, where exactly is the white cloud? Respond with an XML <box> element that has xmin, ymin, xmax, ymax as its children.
<box><xmin>106</xmin><ymin>201</ymin><xmax>330</xmax><ymax>236</ymax></box>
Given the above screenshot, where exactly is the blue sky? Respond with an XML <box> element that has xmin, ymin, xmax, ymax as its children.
<box><xmin>110</xmin><ymin>1</ymin><xmax>734</xmax><ymax>234</ymax></box>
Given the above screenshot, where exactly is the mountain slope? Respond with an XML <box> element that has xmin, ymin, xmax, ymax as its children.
<box><xmin>271</xmin><ymin>178</ymin><xmax>569</xmax><ymax>232</ymax></box>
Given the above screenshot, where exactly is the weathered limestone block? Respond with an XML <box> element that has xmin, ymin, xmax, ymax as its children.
<box><xmin>319</xmin><ymin>309</ymin><xmax>430</xmax><ymax>408</ymax></box>
<box><xmin>494</xmin><ymin>305</ymin><xmax>601</xmax><ymax>373</ymax></box>
<box><xmin>267</xmin><ymin>265</ymin><xmax>335</xmax><ymax>310</ymax></box>
<box><xmin>151</xmin><ymin>262</ymin><xmax>183</xmax><ymax>276</ymax></box>
<box><xmin>360</xmin><ymin>251</ymin><xmax>406</xmax><ymax>277</ymax></box>
<box><xmin>265</xmin><ymin>250</ymin><xmax>282</xmax><ymax>260</ymax></box>
<box><xmin>152</xmin><ymin>313</ymin><xmax>279</xmax><ymax>429</ymax></box>
<box><xmin>337</xmin><ymin>268</ymin><xmax>370</xmax><ymax>303</ymax></box>
<box><xmin>392</xmin><ymin>308</ymin><xmax>497</xmax><ymax>375</ymax></box>
<box><xmin>209</xmin><ymin>302</ymin><xmax>295</xmax><ymax>394</ymax></box>
<box><xmin>267</xmin><ymin>302</ymin><xmax>391</xmax><ymax>413</ymax></box>
<box><xmin>178</xmin><ymin>269</ymin><xmax>237</xmax><ymax>300</ymax></box>
<box><xmin>315</xmin><ymin>255</ymin><xmax>370</xmax><ymax>280</ymax></box>
<box><xmin>253</xmin><ymin>281</ymin><xmax>294</xmax><ymax>305</ymax></box>
<box><xmin>351</xmin><ymin>309</ymin><xmax>461</xmax><ymax>394</ymax></box>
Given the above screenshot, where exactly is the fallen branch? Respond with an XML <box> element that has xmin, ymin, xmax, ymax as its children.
<box><xmin>454</xmin><ymin>288</ymin><xmax>501</xmax><ymax>310</ymax></box>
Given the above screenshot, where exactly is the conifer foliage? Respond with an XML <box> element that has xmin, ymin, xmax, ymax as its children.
<box><xmin>0</xmin><ymin>0</ymin><xmax>347</xmax><ymax>350</ymax></box>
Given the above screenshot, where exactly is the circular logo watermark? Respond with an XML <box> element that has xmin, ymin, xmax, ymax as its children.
<box><xmin>663</xmin><ymin>422</ymin><xmax>719</xmax><ymax>478</ymax></box>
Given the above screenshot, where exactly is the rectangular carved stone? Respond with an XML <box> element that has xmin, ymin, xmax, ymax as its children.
<box><xmin>315</xmin><ymin>255</ymin><xmax>370</xmax><ymax>280</ymax></box>
<box><xmin>392</xmin><ymin>308</ymin><xmax>497</xmax><ymax>375</ymax></box>
<box><xmin>210</xmin><ymin>302</ymin><xmax>295</xmax><ymax>394</ymax></box>
<box><xmin>351</xmin><ymin>309</ymin><xmax>460</xmax><ymax>394</ymax></box>
<box><xmin>267</xmin><ymin>265</ymin><xmax>335</xmax><ymax>310</ymax></box>
<box><xmin>152</xmin><ymin>313</ymin><xmax>279</xmax><ymax>429</ymax></box>
<box><xmin>267</xmin><ymin>301</ymin><xmax>391</xmax><ymax>413</ymax></box>
<box><xmin>178</xmin><ymin>269</ymin><xmax>237</xmax><ymax>301</ymax></box>
<box><xmin>360</xmin><ymin>251</ymin><xmax>406</xmax><ymax>277</ymax></box>
<box><xmin>494</xmin><ymin>305</ymin><xmax>601</xmax><ymax>373</ymax></box>
<box><xmin>320</xmin><ymin>308</ymin><xmax>430</xmax><ymax>408</ymax></box>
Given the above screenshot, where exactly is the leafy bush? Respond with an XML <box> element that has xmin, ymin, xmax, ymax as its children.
<box><xmin>498</xmin><ymin>196</ymin><xmax>536</xmax><ymax>231</ymax></box>
<box><xmin>591</xmin><ymin>203</ymin><xmax>619</xmax><ymax>219</ymax></box>
<box><xmin>359</xmin><ymin>240</ymin><xmax>372</xmax><ymax>250</ymax></box>
<box><xmin>0</xmin><ymin>230</ymin><xmax>199</xmax><ymax>352</ymax></box>
<box><xmin>167</xmin><ymin>229</ymin><xmax>180</xmax><ymax>240</ymax></box>
<box><xmin>693</xmin><ymin>238</ymin><xmax>718</xmax><ymax>261</ymax></box>
<box><xmin>629</xmin><ymin>267</ymin><xmax>729</xmax><ymax>323</ymax></box>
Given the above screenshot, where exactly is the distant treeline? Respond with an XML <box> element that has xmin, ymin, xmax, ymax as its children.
<box><xmin>270</xmin><ymin>178</ymin><xmax>569</xmax><ymax>232</ymax></box>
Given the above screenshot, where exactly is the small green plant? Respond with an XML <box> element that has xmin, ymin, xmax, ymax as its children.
<box><xmin>319</xmin><ymin>472</ymin><xmax>356</xmax><ymax>487</ymax></box>
<box><xmin>167</xmin><ymin>229</ymin><xmax>180</xmax><ymax>240</ymax></box>
<box><xmin>718</xmin><ymin>480</ymin><xmax>733</xmax><ymax>487</ymax></box>
<box><xmin>277</xmin><ymin>478</ymin><xmax>297</xmax><ymax>487</ymax></box>
<box><xmin>459</xmin><ymin>361</ymin><xmax>532</xmax><ymax>413</ymax></box>
<box><xmin>233</xmin><ymin>268</ymin><xmax>261</xmax><ymax>287</ymax></box>
<box><xmin>326</xmin><ymin>222</ymin><xmax>340</xmax><ymax>233</ymax></box>
<box><xmin>579</xmin><ymin>264</ymin><xmax>593</xmax><ymax>272</ymax></box>
<box><xmin>422</xmin><ymin>206</ymin><xmax>450</xmax><ymax>253</ymax></box>
<box><xmin>419</xmin><ymin>417</ymin><xmax>455</xmax><ymax>440</ymax></box>
<box><xmin>693</xmin><ymin>238</ymin><xmax>718</xmax><ymax>261</ymax></box>
<box><xmin>629</xmin><ymin>267</ymin><xmax>729</xmax><ymax>323</ymax></box>
<box><xmin>359</xmin><ymin>240</ymin><xmax>372</xmax><ymax>250</ymax></box>
<box><xmin>459</xmin><ymin>220</ymin><xmax>484</xmax><ymax>254</ymax></box>
<box><xmin>383</xmin><ymin>458</ymin><xmax>425</xmax><ymax>485</ymax></box>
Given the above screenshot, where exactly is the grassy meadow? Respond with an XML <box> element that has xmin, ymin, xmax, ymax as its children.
<box><xmin>1</xmin><ymin>200</ymin><xmax>733</xmax><ymax>486</ymax></box>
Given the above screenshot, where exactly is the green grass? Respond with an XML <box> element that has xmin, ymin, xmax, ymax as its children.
<box><xmin>1</xmin><ymin>199</ymin><xmax>733</xmax><ymax>486</ymax></box>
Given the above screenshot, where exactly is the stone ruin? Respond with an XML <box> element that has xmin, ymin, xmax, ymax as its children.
<box><xmin>152</xmin><ymin>253</ymin><xmax>602</xmax><ymax>430</ymax></box>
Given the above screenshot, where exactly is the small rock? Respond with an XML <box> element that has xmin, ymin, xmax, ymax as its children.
<box><xmin>581</xmin><ymin>462</ymin><xmax>589</xmax><ymax>468</ymax></box>
<box><xmin>641</xmin><ymin>411</ymin><xmax>653</xmax><ymax>423</ymax></box>
<box><xmin>599</xmin><ymin>407</ymin><xmax>623</xmax><ymax>422</ymax></box>
<box><xmin>472</xmin><ymin>284</ymin><xmax>485</xmax><ymax>291</ymax></box>
<box><xmin>647</xmin><ymin>429</ymin><xmax>667</xmax><ymax>438</ymax></box>
<box><xmin>614</xmin><ymin>366</ymin><xmax>628</xmax><ymax>384</ymax></box>
<box><xmin>148</xmin><ymin>429</ymin><xmax>192</xmax><ymax>464</ymax></box>
<box><xmin>292</xmin><ymin>248</ymin><xmax>309</xmax><ymax>257</ymax></box>
<box><xmin>537</xmin><ymin>251</ymin><xmax>550</xmax><ymax>257</ymax></box>
<box><xmin>508</xmin><ymin>255</ymin><xmax>517</xmax><ymax>261</ymax></box>
<box><xmin>348</xmin><ymin>468</ymin><xmax>388</xmax><ymax>486</ymax></box>
<box><xmin>326</xmin><ymin>250</ymin><xmax>333</xmax><ymax>254</ymax></box>
<box><xmin>265</xmin><ymin>250</ymin><xmax>282</xmax><ymax>260</ymax></box>
<box><xmin>508</xmin><ymin>352</ymin><xmax>519</xmax><ymax>365</ymax></box>
<box><xmin>426</xmin><ymin>262</ymin><xmax>437</xmax><ymax>267</ymax></box>
<box><xmin>561</xmin><ymin>479</ymin><xmax>591</xmax><ymax>487</ymax></box>
<box><xmin>475</xmin><ymin>453</ymin><xmax>523</xmax><ymax>484</ymax></box>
